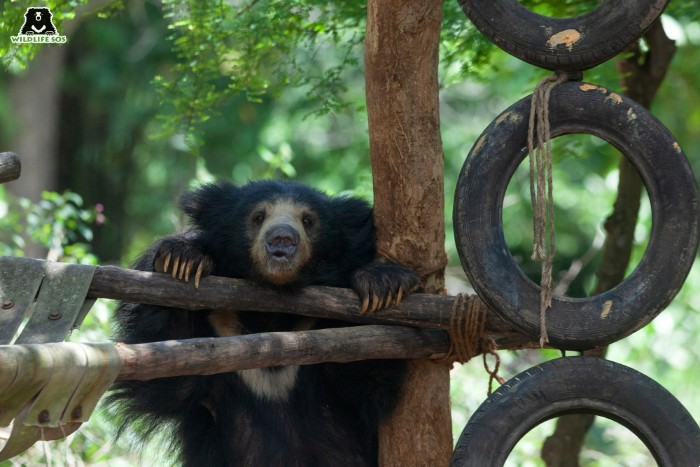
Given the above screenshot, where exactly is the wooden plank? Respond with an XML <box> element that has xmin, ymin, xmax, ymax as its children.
<box><xmin>15</xmin><ymin>262</ymin><xmax>96</xmax><ymax>344</ymax></box>
<box><xmin>0</xmin><ymin>257</ymin><xmax>46</xmax><ymax>344</ymax></box>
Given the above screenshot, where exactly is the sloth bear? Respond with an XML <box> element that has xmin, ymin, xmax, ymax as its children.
<box><xmin>108</xmin><ymin>179</ymin><xmax>419</xmax><ymax>467</ymax></box>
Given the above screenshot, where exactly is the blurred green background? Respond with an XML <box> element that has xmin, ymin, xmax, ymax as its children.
<box><xmin>1</xmin><ymin>1</ymin><xmax>698</xmax><ymax>465</ymax></box>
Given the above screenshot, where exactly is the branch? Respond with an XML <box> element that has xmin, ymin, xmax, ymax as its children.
<box><xmin>87</xmin><ymin>265</ymin><xmax>537</xmax><ymax>350</ymax></box>
<box><xmin>615</xmin><ymin>19</ymin><xmax>677</xmax><ymax>109</ymax></box>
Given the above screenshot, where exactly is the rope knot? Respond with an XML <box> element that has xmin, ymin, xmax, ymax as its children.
<box><xmin>444</xmin><ymin>294</ymin><xmax>505</xmax><ymax>395</ymax></box>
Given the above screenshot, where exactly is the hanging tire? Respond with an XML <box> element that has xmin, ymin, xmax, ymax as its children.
<box><xmin>457</xmin><ymin>0</ymin><xmax>668</xmax><ymax>71</ymax></box>
<box><xmin>451</xmin><ymin>357</ymin><xmax>700</xmax><ymax>466</ymax></box>
<box><xmin>453</xmin><ymin>81</ymin><xmax>699</xmax><ymax>350</ymax></box>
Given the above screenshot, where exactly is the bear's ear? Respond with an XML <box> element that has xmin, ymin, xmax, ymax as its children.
<box><xmin>179</xmin><ymin>181</ymin><xmax>240</xmax><ymax>228</ymax></box>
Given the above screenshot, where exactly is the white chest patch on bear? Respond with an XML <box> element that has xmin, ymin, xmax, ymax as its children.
<box><xmin>238</xmin><ymin>366</ymin><xmax>300</xmax><ymax>401</ymax></box>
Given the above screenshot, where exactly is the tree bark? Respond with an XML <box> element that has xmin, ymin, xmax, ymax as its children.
<box><xmin>365</xmin><ymin>1</ymin><xmax>452</xmax><ymax>465</ymax></box>
<box><xmin>541</xmin><ymin>19</ymin><xmax>676</xmax><ymax>467</ymax></box>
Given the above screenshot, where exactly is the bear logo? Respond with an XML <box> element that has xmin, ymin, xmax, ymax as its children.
<box><xmin>19</xmin><ymin>7</ymin><xmax>58</xmax><ymax>36</ymax></box>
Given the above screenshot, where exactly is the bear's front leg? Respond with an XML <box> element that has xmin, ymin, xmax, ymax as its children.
<box><xmin>153</xmin><ymin>234</ymin><xmax>215</xmax><ymax>288</ymax></box>
<box><xmin>352</xmin><ymin>261</ymin><xmax>419</xmax><ymax>314</ymax></box>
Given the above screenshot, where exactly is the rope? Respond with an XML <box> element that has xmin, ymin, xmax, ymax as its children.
<box><xmin>483</xmin><ymin>347</ymin><xmax>506</xmax><ymax>396</ymax></box>
<box><xmin>443</xmin><ymin>294</ymin><xmax>505</xmax><ymax>395</ymax></box>
<box><xmin>445</xmin><ymin>294</ymin><xmax>486</xmax><ymax>362</ymax></box>
<box><xmin>527</xmin><ymin>72</ymin><xmax>569</xmax><ymax>347</ymax></box>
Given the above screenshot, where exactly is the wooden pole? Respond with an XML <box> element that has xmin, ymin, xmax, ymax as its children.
<box><xmin>365</xmin><ymin>1</ymin><xmax>452</xmax><ymax>465</ymax></box>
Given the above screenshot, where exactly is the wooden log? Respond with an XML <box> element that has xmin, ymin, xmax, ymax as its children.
<box><xmin>0</xmin><ymin>152</ymin><xmax>21</xmax><ymax>184</ymax></box>
<box><xmin>115</xmin><ymin>325</ymin><xmax>450</xmax><ymax>381</ymax></box>
<box><xmin>87</xmin><ymin>265</ymin><xmax>538</xmax><ymax>349</ymax></box>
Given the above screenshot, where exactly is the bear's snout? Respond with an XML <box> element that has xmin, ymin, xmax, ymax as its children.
<box><xmin>265</xmin><ymin>225</ymin><xmax>299</xmax><ymax>260</ymax></box>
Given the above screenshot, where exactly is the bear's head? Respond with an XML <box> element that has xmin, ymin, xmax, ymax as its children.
<box><xmin>20</xmin><ymin>8</ymin><xmax>58</xmax><ymax>35</ymax></box>
<box><xmin>179</xmin><ymin>180</ymin><xmax>375</xmax><ymax>287</ymax></box>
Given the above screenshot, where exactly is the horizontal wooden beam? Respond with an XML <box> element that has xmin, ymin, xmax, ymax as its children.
<box><xmin>115</xmin><ymin>325</ymin><xmax>450</xmax><ymax>381</ymax></box>
<box><xmin>88</xmin><ymin>265</ymin><xmax>537</xmax><ymax>350</ymax></box>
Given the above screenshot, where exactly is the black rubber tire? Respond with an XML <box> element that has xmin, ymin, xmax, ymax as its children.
<box><xmin>451</xmin><ymin>357</ymin><xmax>700</xmax><ymax>466</ymax></box>
<box><xmin>458</xmin><ymin>0</ymin><xmax>668</xmax><ymax>71</ymax></box>
<box><xmin>453</xmin><ymin>81</ymin><xmax>699</xmax><ymax>350</ymax></box>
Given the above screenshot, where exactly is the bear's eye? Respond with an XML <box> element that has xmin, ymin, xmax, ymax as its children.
<box><xmin>302</xmin><ymin>214</ymin><xmax>314</xmax><ymax>228</ymax></box>
<box><xmin>252</xmin><ymin>210</ymin><xmax>266</xmax><ymax>225</ymax></box>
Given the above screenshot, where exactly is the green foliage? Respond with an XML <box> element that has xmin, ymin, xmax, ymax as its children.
<box><xmin>3</xmin><ymin>0</ymin><xmax>700</xmax><ymax>143</ymax></box>
<box><xmin>518</xmin><ymin>0</ymin><xmax>600</xmax><ymax>17</ymax></box>
<box><xmin>501</xmin><ymin>134</ymin><xmax>633</xmax><ymax>297</ymax></box>
<box><xmin>666</xmin><ymin>0</ymin><xmax>699</xmax><ymax>19</ymax></box>
<box><xmin>0</xmin><ymin>0</ymin><xmax>91</xmax><ymax>70</ymax></box>
<box><xmin>0</xmin><ymin>189</ymin><xmax>100</xmax><ymax>264</ymax></box>
<box><xmin>441</xmin><ymin>2</ymin><xmax>495</xmax><ymax>85</ymax></box>
<box><xmin>154</xmin><ymin>0</ymin><xmax>367</xmax><ymax>144</ymax></box>
<box><xmin>258</xmin><ymin>142</ymin><xmax>296</xmax><ymax>178</ymax></box>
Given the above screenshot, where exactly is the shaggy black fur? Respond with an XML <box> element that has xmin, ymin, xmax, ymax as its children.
<box><xmin>107</xmin><ymin>180</ymin><xmax>419</xmax><ymax>466</ymax></box>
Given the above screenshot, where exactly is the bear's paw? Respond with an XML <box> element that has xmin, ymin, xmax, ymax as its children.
<box><xmin>352</xmin><ymin>261</ymin><xmax>419</xmax><ymax>314</ymax></box>
<box><xmin>153</xmin><ymin>236</ymin><xmax>214</xmax><ymax>288</ymax></box>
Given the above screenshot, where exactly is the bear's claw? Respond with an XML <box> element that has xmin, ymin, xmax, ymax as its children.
<box><xmin>154</xmin><ymin>237</ymin><xmax>214</xmax><ymax>288</ymax></box>
<box><xmin>353</xmin><ymin>261</ymin><xmax>419</xmax><ymax>315</ymax></box>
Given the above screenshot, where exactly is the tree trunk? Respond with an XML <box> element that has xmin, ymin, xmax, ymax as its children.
<box><xmin>6</xmin><ymin>46</ymin><xmax>66</xmax><ymax>201</ymax></box>
<box><xmin>365</xmin><ymin>1</ymin><xmax>452</xmax><ymax>465</ymax></box>
<box><xmin>541</xmin><ymin>19</ymin><xmax>676</xmax><ymax>466</ymax></box>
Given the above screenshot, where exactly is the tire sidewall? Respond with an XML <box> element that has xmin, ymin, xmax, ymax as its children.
<box><xmin>458</xmin><ymin>0</ymin><xmax>669</xmax><ymax>70</ymax></box>
<box><xmin>451</xmin><ymin>357</ymin><xmax>700</xmax><ymax>466</ymax></box>
<box><xmin>453</xmin><ymin>81</ymin><xmax>699</xmax><ymax>350</ymax></box>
